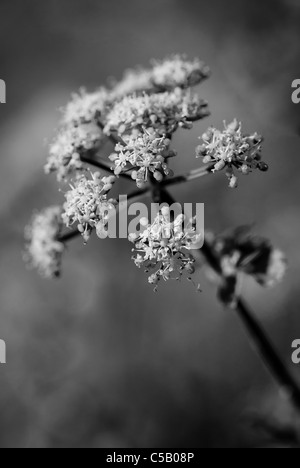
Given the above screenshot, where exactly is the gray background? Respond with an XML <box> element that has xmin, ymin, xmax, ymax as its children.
<box><xmin>0</xmin><ymin>0</ymin><xmax>299</xmax><ymax>448</ymax></box>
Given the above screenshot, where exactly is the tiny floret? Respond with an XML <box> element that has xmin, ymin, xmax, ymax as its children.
<box><xmin>62</xmin><ymin>172</ymin><xmax>117</xmax><ymax>243</ymax></box>
<box><xmin>24</xmin><ymin>207</ymin><xmax>64</xmax><ymax>279</ymax></box>
<box><xmin>197</xmin><ymin>119</ymin><xmax>267</xmax><ymax>188</ymax></box>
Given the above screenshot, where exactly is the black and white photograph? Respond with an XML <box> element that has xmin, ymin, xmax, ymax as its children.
<box><xmin>0</xmin><ymin>0</ymin><xmax>300</xmax><ymax>450</ymax></box>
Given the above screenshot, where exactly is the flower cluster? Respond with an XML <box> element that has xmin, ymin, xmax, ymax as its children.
<box><xmin>45</xmin><ymin>123</ymin><xmax>103</xmax><ymax>181</ymax></box>
<box><xmin>62</xmin><ymin>172</ymin><xmax>117</xmax><ymax>243</ymax></box>
<box><xmin>207</xmin><ymin>227</ymin><xmax>287</xmax><ymax>304</ymax></box>
<box><xmin>109</xmin><ymin>68</ymin><xmax>154</xmax><ymax>101</ymax></box>
<box><xmin>104</xmin><ymin>88</ymin><xmax>209</xmax><ymax>137</ymax></box>
<box><xmin>109</xmin><ymin>129</ymin><xmax>176</xmax><ymax>187</ymax></box>
<box><xmin>24</xmin><ymin>207</ymin><xmax>64</xmax><ymax>279</ymax></box>
<box><xmin>196</xmin><ymin>119</ymin><xmax>268</xmax><ymax>188</ymax></box>
<box><xmin>151</xmin><ymin>55</ymin><xmax>210</xmax><ymax>90</ymax></box>
<box><xmin>61</xmin><ymin>88</ymin><xmax>109</xmax><ymax>125</ymax></box>
<box><xmin>109</xmin><ymin>55</ymin><xmax>210</xmax><ymax>97</ymax></box>
<box><xmin>129</xmin><ymin>208</ymin><xmax>202</xmax><ymax>290</ymax></box>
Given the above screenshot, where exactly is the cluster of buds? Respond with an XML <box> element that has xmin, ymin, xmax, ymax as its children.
<box><xmin>110</xmin><ymin>55</ymin><xmax>210</xmax><ymax>97</ymax></box>
<box><xmin>151</xmin><ymin>55</ymin><xmax>210</xmax><ymax>90</ymax></box>
<box><xmin>129</xmin><ymin>208</ymin><xmax>202</xmax><ymax>290</ymax></box>
<box><xmin>24</xmin><ymin>207</ymin><xmax>64</xmax><ymax>279</ymax></box>
<box><xmin>62</xmin><ymin>172</ymin><xmax>117</xmax><ymax>243</ymax></box>
<box><xmin>45</xmin><ymin>123</ymin><xmax>102</xmax><ymax>182</ymax></box>
<box><xmin>109</xmin><ymin>68</ymin><xmax>154</xmax><ymax>101</ymax></box>
<box><xmin>61</xmin><ymin>88</ymin><xmax>109</xmax><ymax>126</ymax></box>
<box><xmin>104</xmin><ymin>88</ymin><xmax>209</xmax><ymax>138</ymax></box>
<box><xmin>45</xmin><ymin>88</ymin><xmax>110</xmax><ymax>182</ymax></box>
<box><xmin>196</xmin><ymin>119</ymin><xmax>268</xmax><ymax>188</ymax></box>
<box><xmin>109</xmin><ymin>129</ymin><xmax>176</xmax><ymax>187</ymax></box>
<box><xmin>206</xmin><ymin>227</ymin><xmax>287</xmax><ymax>305</ymax></box>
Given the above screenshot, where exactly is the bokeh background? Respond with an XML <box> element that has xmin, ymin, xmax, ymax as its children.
<box><xmin>0</xmin><ymin>0</ymin><xmax>300</xmax><ymax>448</ymax></box>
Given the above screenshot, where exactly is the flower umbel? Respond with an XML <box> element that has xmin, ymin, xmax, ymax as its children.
<box><xmin>130</xmin><ymin>208</ymin><xmax>202</xmax><ymax>290</ymax></box>
<box><xmin>196</xmin><ymin>119</ymin><xmax>268</xmax><ymax>188</ymax></box>
<box><xmin>104</xmin><ymin>88</ymin><xmax>209</xmax><ymax>137</ymax></box>
<box><xmin>207</xmin><ymin>226</ymin><xmax>287</xmax><ymax>305</ymax></box>
<box><xmin>24</xmin><ymin>206</ymin><xmax>64</xmax><ymax>279</ymax></box>
<box><xmin>109</xmin><ymin>128</ymin><xmax>176</xmax><ymax>187</ymax></box>
<box><xmin>61</xmin><ymin>88</ymin><xmax>109</xmax><ymax>125</ymax></box>
<box><xmin>109</xmin><ymin>68</ymin><xmax>154</xmax><ymax>100</ymax></box>
<box><xmin>151</xmin><ymin>55</ymin><xmax>210</xmax><ymax>90</ymax></box>
<box><xmin>62</xmin><ymin>172</ymin><xmax>117</xmax><ymax>243</ymax></box>
<box><xmin>45</xmin><ymin>123</ymin><xmax>103</xmax><ymax>182</ymax></box>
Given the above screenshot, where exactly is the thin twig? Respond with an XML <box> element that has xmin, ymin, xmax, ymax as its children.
<box><xmin>161</xmin><ymin>166</ymin><xmax>213</xmax><ymax>187</ymax></box>
<box><xmin>81</xmin><ymin>153</ymin><xmax>133</xmax><ymax>182</ymax></box>
<box><xmin>97</xmin><ymin>119</ymin><xmax>126</xmax><ymax>147</ymax></box>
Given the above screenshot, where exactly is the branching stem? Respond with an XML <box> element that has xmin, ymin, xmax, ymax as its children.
<box><xmin>60</xmin><ymin>127</ymin><xmax>300</xmax><ymax>414</ymax></box>
<box><xmin>157</xmin><ymin>187</ymin><xmax>300</xmax><ymax>411</ymax></box>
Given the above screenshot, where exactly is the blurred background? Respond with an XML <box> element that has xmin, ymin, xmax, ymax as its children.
<box><xmin>0</xmin><ymin>0</ymin><xmax>300</xmax><ymax>448</ymax></box>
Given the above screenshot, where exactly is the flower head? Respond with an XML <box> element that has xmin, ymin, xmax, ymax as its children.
<box><xmin>110</xmin><ymin>68</ymin><xmax>153</xmax><ymax>100</ymax></box>
<box><xmin>210</xmin><ymin>226</ymin><xmax>287</xmax><ymax>287</ymax></box>
<box><xmin>62</xmin><ymin>172</ymin><xmax>117</xmax><ymax>243</ymax></box>
<box><xmin>130</xmin><ymin>209</ymin><xmax>202</xmax><ymax>290</ymax></box>
<box><xmin>24</xmin><ymin>206</ymin><xmax>64</xmax><ymax>279</ymax></box>
<box><xmin>62</xmin><ymin>88</ymin><xmax>109</xmax><ymax>125</ymax></box>
<box><xmin>151</xmin><ymin>55</ymin><xmax>210</xmax><ymax>90</ymax></box>
<box><xmin>45</xmin><ymin>122</ymin><xmax>103</xmax><ymax>181</ymax></box>
<box><xmin>109</xmin><ymin>128</ymin><xmax>176</xmax><ymax>187</ymax></box>
<box><xmin>104</xmin><ymin>89</ymin><xmax>209</xmax><ymax>137</ymax></box>
<box><xmin>196</xmin><ymin>119</ymin><xmax>268</xmax><ymax>188</ymax></box>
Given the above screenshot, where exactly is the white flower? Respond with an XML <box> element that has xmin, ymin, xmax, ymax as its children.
<box><xmin>62</xmin><ymin>88</ymin><xmax>109</xmax><ymax>125</ymax></box>
<box><xmin>152</xmin><ymin>55</ymin><xmax>210</xmax><ymax>90</ymax></box>
<box><xmin>45</xmin><ymin>122</ymin><xmax>103</xmax><ymax>181</ymax></box>
<box><xmin>110</xmin><ymin>68</ymin><xmax>153</xmax><ymax>100</ymax></box>
<box><xmin>130</xmin><ymin>209</ymin><xmax>202</xmax><ymax>290</ymax></box>
<box><xmin>62</xmin><ymin>172</ymin><xmax>117</xmax><ymax>243</ymax></box>
<box><xmin>196</xmin><ymin>119</ymin><xmax>268</xmax><ymax>188</ymax></box>
<box><xmin>258</xmin><ymin>249</ymin><xmax>287</xmax><ymax>288</ymax></box>
<box><xmin>24</xmin><ymin>207</ymin><xmax>64</xmax><ymax>279</ymax></box>
<box><xmin>209</xmin><ymin>227</ymin><xmax>287</xmax><ymax>287</ymax></box>
<box><xmin>109</xmin><ymin>128</ymin><xmax>176</xmax><ymax>187</ymax></box>
<box><xmin>104</xmin><ymin>88</ymin><xmax>209</xmax><ymax>137</ymax></box>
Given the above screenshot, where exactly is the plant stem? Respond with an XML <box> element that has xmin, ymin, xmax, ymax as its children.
<box><xmin>97</xmin><ymin>119</ymin><xmax>126</xmax><ymax>147</ymax></box>
<box><xmin>60</xmin><ymin>145</ymin><xmax>300</xmax><ymax>411</ymax></box>
<box><xmin>161</xmin><ymin>166</ymin><xmax>213</xmax><ymax>187</ymax></box>
<box><xmin>236</xmin><ymin>299</ymin><xmax>300</xmax><ymax>410</ymax></box>
<box><xmin>81</xmin><ymin>153</ymin><xmax>133</xmax><ymax>182</ymax></box>
<box><xmin>158</xmin><ymin>187</ymin><xmax>300</xmax><ymax>410</ymax></box>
